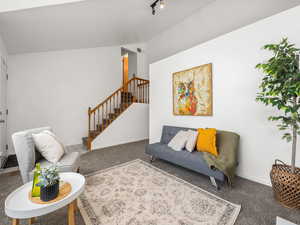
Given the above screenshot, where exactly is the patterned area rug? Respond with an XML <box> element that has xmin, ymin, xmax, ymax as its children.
<box><xmin>78</xmin><ymin>159</ymin><xmax>241</xmax><ymax>225</ymax></box>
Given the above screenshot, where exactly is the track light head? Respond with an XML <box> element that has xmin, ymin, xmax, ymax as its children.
<box><xmin>160</xmin><ymin>0</ymin><xmax>165</xmax><ymax>9</ymax></box>
<box><xmin>151</xmin><ymin>0</ymin><xmax>166</xmax><ymax>15</ymax></box>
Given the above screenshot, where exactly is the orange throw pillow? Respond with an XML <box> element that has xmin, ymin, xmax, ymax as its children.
<box><xmin>196</xmin><ymin>128</ymin><xmax>218</xmax><ymax>156</ymax></box>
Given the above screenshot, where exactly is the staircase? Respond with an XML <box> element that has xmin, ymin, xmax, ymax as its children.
<box><xmin>84</xmin><ymin>77</ymin><xmax>149</xmax><ymax>150</ymax></box>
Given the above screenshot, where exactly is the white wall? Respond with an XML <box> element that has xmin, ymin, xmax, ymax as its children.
<box><xmin>147</xmin><ymin>0</ymin><xmax>300</xmax><ymax>63</ymax></box>
<box><xmin>0</xmin><ymin>36</ymin><xmax>7</xmax><ymax>58</ymax></box>
<box><xmin>149</xmin><ymin>6</ymin><xmax>300</xmax><ymax>186</ymax></box>
<box><xmin>128</xmin><ymin>51</ymin><xmax>137</xmax><ymax>79</ymax></box>
<box><xmin>92</xmin><ymin>103</ymin><xmax>149</xmax><ymax>150</ymax></box>
<box><xmin>121</xmin><ymin>48</ymin><xmax>138</xmax><ymax>79</ymax></box>
<box><xmin>8</xmin><ymin>46</ymin><xmax>122</xmax><ymax>153</ymax></box>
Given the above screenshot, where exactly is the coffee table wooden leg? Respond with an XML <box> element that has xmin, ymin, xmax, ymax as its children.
<box><xmin>28</xmin><ymin>217</ymin><xmax>36</xmax><ymax>224</ymax></box>
<box><xmin>74</xmin><ymin>199</ymin><xmax>78</xmax><ymax>212</ymax></box>
<box><xmin>68</xmin><ymin>201</ymin><xmax>76</xmax><ymax>225</ymax></box>
<box><xmin>12</xmin><ymin>219</ymin><xmax>19</xmax><ymax>225</ymax></box>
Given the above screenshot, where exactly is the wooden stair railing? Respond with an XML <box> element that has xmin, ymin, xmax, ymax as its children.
<box><xmin>86</xmin><ymin>77</ymin><xmax>149</xmax><ymax>150</ymax></box>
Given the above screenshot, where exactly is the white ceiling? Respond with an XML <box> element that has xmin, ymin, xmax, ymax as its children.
<box><xmin>0</xmin><ymin>0</ymin><xmax>86</xmax><ymax>13</ymax></box>
<box><xmin>0</xmin><ymin>0</ymin><xmax>215</xmax><ymax>54</ymax></box>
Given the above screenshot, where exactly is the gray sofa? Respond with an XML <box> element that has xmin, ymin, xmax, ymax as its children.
<box><xmin>146</xmin><ymin>125</ymin><xmax>239</xmax><ymax>188</ymax></box>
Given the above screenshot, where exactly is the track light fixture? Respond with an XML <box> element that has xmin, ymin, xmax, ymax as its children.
<box><xmin>151</xmin><ymin>0</ymin><xmax>165</xmax><ymax>15</ymax></box>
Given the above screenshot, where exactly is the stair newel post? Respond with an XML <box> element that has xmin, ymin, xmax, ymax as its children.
<box><xmin>88</xmin><ymin>107</ymin><xmax>91</xmax><ymax>137</ymax></box>
<box><xmin>87</xmin><ymin>107</ymin><xmax>92</xmax><ymax>151</ymax></box>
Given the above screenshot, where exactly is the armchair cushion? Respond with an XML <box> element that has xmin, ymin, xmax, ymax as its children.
<box><xmin>12</xmin><ymin>127</ymin><xmax>52</xmax><ymax>183</ymax></box>
<box><xmin>28</xmin><ymin>151</ymin><xmax>80</xmax><ymax>181</ymax></box>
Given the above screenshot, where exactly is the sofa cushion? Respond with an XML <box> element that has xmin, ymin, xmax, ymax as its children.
<box><xmin>146</xmin><ymin>143</ymin><xmax>225</xmax><ymax>181</ymax></box>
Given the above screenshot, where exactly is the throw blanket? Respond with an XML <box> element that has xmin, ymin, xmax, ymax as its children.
<box><xmin>202</xmin><ymin>131</ymin><xmax>240</xmax><ymax>186</ymax></box>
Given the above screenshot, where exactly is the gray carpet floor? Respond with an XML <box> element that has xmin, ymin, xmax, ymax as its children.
<box><xmin>1</xmin><ymin>140</ymin><xmax>299</xmax><ymax>225</ymax></box>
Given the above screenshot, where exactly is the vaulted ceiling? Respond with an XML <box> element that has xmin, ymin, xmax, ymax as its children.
<box><xmin>0</xmin><ymin>0</ymin><xmax>86</xmax><ymax>13</ymax></box>
<box><xmin>0</xmin><ymin>0</ymin><xmax>214</xmax><ymax>54</ymax></box>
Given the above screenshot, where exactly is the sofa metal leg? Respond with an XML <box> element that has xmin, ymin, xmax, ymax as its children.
<box><xmin>210</xmin><ymin>176</ymin><xmax>220</xmax><ymax>190</ymax></box>
<box><xmin>150</xmin><ymin>156</ymin><xmax>156</xmax><ymax>163</ymax></box>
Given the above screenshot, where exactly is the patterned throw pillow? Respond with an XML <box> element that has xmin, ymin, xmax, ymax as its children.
<box><xmin>185</xmin><ymin>130</ymin><xmax>198</xmax><ymax>152</ymax></box>
<box><xmin>168</xmin><ymin>130</ymin><xmax>189</xmax><ymax>151</ymax></box>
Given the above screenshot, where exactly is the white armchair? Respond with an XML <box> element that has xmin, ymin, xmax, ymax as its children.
<box><xmin>12</xmin><ymin>127</ymin><xmax>80</xmax><ymax>183</ymax></box>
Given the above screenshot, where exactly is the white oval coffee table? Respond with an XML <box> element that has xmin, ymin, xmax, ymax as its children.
<box><xmin>5</xmin><ymin>172</ymin><xmax>85</xmax><ymax>225</ymax></box>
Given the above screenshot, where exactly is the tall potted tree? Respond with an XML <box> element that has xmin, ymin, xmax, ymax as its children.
<box><xmin>256</xmin><ymin>38</ymin><xmax>300</xmax><ymax>208</ymax></box>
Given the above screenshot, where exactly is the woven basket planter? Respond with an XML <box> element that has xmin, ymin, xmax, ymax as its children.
<box><xmin>270</xmin><ymin>160</ymin><xmax>300</xmax><ymax>209</ymax></box>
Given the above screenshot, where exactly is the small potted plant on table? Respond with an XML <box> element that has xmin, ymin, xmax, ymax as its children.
<box><xmin>37</xmin><ymin>166</ymin><xmax>60</xmax><ymax>202</ymax></box>
<box><xmin>256</xmin><ymin>38</ymin><xmax>300</xmax><ymax>208</ymax></box>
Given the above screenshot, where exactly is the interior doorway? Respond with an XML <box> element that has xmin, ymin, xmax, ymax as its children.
<box><xmin>121</xmin><ymin>48</ymin><xmax>137</xmax><ymax>89</ymax></box>
<box><xmin>122</xmin><ymin>54</ymin><xmax>129</xmax><ymax>91</ymax></box>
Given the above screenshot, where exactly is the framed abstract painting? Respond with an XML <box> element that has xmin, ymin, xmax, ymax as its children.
<box><xmin>173</xmin><ymin>63</ymin><xmax>213</xmax><ymax>116</ymax></box>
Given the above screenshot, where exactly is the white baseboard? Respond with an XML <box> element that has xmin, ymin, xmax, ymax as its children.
<box><xmin>277</xmin><ymin>217</ymin><xmax>297</xmax><ymax>225</ymax></box>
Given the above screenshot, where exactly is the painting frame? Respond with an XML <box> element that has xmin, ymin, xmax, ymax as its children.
<box><xmin>172</xmin><ymin>63</ymin><xmax>213</xmax><ymax>116</ymax></box>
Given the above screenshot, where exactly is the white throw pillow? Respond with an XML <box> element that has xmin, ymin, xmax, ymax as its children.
<box><xmin>185</xmin><ymin>130</ymin><xmax>198</xmax><ymax>152</ymax></box>
<box><xmin>168</xmin><ymin>130</ymin><xmax>189</xmax><ymax>151</ymax></box>
<box><xmin>32</xmin><ymin>130</ymin><xmax>65</xmax><ymax>163</ymax></box>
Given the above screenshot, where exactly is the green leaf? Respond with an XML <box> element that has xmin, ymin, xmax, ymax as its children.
<box><xmin>255</xmin><ymin>38</ymin><xmax>300</xmax><ymax>146</ymax></box>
